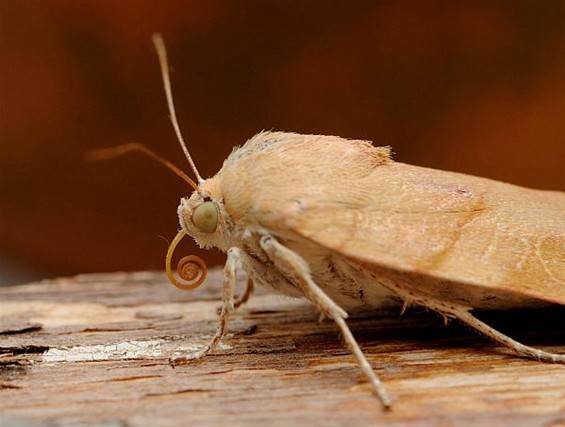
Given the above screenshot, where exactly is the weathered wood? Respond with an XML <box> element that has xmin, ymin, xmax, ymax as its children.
<box><xmin>0</xmin><ymin>270</ymin><xmax>564</xmax><ymax>427</ymax></box>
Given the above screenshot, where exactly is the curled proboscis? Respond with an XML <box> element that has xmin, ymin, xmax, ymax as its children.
<box><xmin>166</xmin><ymin>230</ymin><xmax>207</xmax><ymax>290</ymax></box>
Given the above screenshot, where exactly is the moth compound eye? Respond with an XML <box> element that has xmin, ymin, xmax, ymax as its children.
<box><xmin>192</xmin><ymin>201</ymin><xmax>218</xmax><ymax>233</ymax></box>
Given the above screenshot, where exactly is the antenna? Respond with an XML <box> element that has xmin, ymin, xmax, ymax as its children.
<box><xmin>152</xmin><ymin>33</ymin><xmax>204</xmax><ymax>186</ymax></box>
<box><xmin>87</xmin><ymin>143</ymin><xmax>199</xmax><ymax>191</ymax></box>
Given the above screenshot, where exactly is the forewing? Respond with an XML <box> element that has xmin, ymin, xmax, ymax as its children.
<box><xmin>277</xmin><ymin>163</ymin><xmax>565</xmax><ymax>307</ymax></box>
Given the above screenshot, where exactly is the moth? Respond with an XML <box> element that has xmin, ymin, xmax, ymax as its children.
<box><xmin>94</xmin><ymin>34</ymin><xmax>565</xmax><ymax>408</ymax></box>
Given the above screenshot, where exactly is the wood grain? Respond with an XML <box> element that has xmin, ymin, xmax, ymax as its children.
<box><xmin>0</xmin><ymin>270</ymin><xmax>564</xmax><ymax>426</ymax></box>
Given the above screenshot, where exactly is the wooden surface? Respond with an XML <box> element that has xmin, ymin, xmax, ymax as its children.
<box><xmin>1</xmin><ymin>270</ymin><xmax>564</xmax><ymax>427</ymax></box>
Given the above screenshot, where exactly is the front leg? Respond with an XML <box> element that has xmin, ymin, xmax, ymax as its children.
<box><xmin>258</xmin><ymin>233</ymin><xmax>392</xmax><ymax>409</ymax></box>
<box><xmin>171</xmin><ymin>246</ymin><xmax>240</xmax><ymax>365</ymax></box>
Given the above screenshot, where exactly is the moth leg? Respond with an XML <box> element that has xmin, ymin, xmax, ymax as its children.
<box><xmin>353</xmin><ymin>263</ymin><xmax>565</xmax><ymax>364</ymax></box>
<box><xmin>234</xmin><ymin>278</ymin><xmax>255</xmax><ymax>309</ymax></box>
<box><xmin>452</xmin><ymin>308</ymin><xmax>565</xmax><ymax>363</ymax></box>
<box><xmin>377</xmin><ymin>279</ymin><xmax>565</xmax><ymax>363</ymax></box>
<box><xmin>258</xmin><ymin>234</ymin><xmax>392</xmax><ymax>409</ymax></box>
<box><xmin>171</xmin><ymin>246</ymin><xmax>239</xmax><ymax>366</ymax></box>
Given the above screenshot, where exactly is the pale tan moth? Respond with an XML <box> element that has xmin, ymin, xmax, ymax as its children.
<box><xmin>94</xmin><ymin>34</ymin><xmax>565</xmax><ymax>408</ymax></box>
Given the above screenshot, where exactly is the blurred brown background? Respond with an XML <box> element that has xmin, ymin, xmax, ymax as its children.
<box><xmin>0</xmin><ymin>0</ymin><xmax>563</xmax><ymax>285</ymax></box>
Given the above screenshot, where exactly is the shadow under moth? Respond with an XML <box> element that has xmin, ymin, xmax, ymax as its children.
<box><xmin>92</xmin><ymin>34</ymin><xmax>564</xmax><ymax>409</ymax></box>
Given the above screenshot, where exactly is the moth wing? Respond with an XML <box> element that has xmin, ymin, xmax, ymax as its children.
<box><xmin>273</xmin><ymin>163</ymin><xmax>565</xmax><ymax>308</ymax></box>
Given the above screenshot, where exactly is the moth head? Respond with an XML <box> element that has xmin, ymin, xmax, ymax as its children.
<box><xmin>176</xmin><ymin>176</ymin><xmax>230</xmax><ymax>249</ymax></box>
<box><xmin>165</xmin><ymin>175</ymin><xmax>233</xmax><ymax>291</ymax></box>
